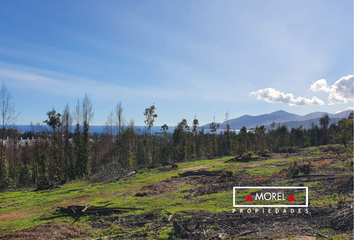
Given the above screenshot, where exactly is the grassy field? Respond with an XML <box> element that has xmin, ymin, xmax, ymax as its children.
<box><xmin>0</xmin><ymin>146</ymin><xmax>353</xmax><ymax>239</ymax></box>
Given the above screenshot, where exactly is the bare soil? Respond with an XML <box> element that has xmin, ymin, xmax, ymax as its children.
<box><xmin>0</xmin><ymin>222</ymin><xmax>89</xmax><ymax>240</ymax></box>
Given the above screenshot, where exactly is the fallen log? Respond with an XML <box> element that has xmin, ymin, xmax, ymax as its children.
<box><xmin>125</xmin><ymin>170</ymin><xmax>136</xmax><ymax>177</ymax></box>
<box><xmin>238</xmin><ymin>230</ymin><xmax>254</xmax><ymax>236</ymax></box>
<box><xmin>0</xmin><ymin>202</ymin><xmax>18</xmax><ymax>208</ymax></box>
<box><xmin>178</xmin><ymin>170</ymin><xmax>223</xmax><ymax>177</ymax></box>
<box><xmin>81</xmin><ymin>204</ymin><xmax>93</xmax><ymax>213</ymax></box>
<box><xmin>42</xmin><ymin>204</ymin><xmax>144</xmax><ymax>220</ymax></box>
<box><xmin>34</xmin><ymin>183</ymin><xmax>60</xmax><ymax>191</ymax></box>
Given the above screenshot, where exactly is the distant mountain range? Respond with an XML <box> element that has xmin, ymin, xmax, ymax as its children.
<box><xmin>201</xmin><ymin>110</ymin><xmax>353</xmax><ymax>130</ymax></box>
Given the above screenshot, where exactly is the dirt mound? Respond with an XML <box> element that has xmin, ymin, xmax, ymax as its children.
<box><xmin>140</xmin><ymin>178</ymin><xmax>184</xmax><ymax>196</ymax></box>
<box><xmin>0</xmin><ymin>222</ymin><xmax>89</xmax><ymax>240</ymax></box>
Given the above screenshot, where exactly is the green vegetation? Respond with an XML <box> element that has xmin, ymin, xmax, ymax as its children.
<box><xmin>0</xmin><ymin>84</ymin><xmax>352</xmax><ymax>238</ymax></box>
<box><xmin>0</xmin><ymin>92</ymin><xmax>352</xmax><ymax>191</ymax></box>
<box><xmin>0</xmin><ymin>144</ymin><xmax>352</xmax><ymax>239</ymax></box>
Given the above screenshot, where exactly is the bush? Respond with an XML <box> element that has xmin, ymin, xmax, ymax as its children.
<box><xmin>288</xmin><ymin>161</ymin><xmax>300</xmax><ymax>177</ymax></box>
<box><xmin>287</xmin><ymin>147</ymin><xmax>298</xmax><ymax>153</ymax></box>
<box><xmin>277</xmin><ymin>147</ymin><xmax>298</xmax><ymax>154</ymax></box>
<box><xmin>300</xmin><ymin>162</ymin><xmax>311</xmax><ymax>174</ymax></box>
<box><xmin>257</xmin><ymin>149</ymin><xmax>270</xmax><ymax>157</ymax></box>
<box><xmin>322</xmin><ymin>145</ymin><xmax>345</xmax><ymax>153</ymax></box>
<box><xmin>241</xmin><ymin>152</ymin><xmax>253</xmax><ymax>159</ymax></box>
<box><xmin>287</xmin><ymin>161</ymin><xmax>311</xmax><ymax>177</ymax></box>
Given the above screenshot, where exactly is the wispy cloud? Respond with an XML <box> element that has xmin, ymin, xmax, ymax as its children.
<box><xmin>0</xmin><ymin>63</ymin><xmax>173</xmax><ymax>100</ymax></box>
<box><xmin>0</xmin><ymin>62</ymin><xmax>247</xmax><ymax>103</ymax></box>
<box><xmin>250</xmin><ymin>88</ymin><xmax>324</xmax><ymax>106</ymax></box>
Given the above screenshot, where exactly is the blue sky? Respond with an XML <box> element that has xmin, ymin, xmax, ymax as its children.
<box><xmin>0</xmin><ymin>0</ymin><xmax>353</xmax><ymax>126</ymax></box>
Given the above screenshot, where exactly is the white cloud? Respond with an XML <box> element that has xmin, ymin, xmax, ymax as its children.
<box><xmin>310</xmin><ymin>79</ymin><xmax>330</xmax><ymax>92</ymax></box>
<box><xmin>328</xmin><ymin>75</ymin><xmax>354</xmax><ymax>105</ymax></box>
<box><xmin>309</xmin><ymin>75</ymin><xmax>354</xmax><ymax>105</ymax></box>
<box><xmin>336</xmin><ymin>106</ymin><xmax>354</xmax><ymax>113</ymax></box>
<box><xmin>250</xmin><ymin>88</ymin><xmax>325</xmax><ymax>106</ymax></box>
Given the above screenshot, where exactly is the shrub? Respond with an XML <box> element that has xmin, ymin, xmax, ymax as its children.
<box><xmin>277</xmin><ymin>147</ymin><xmax>298</xmax><ymax>154</ymax></box>
<box><xmin>257</xmin><ymin>150</ymin><xmax>270</xmax><ymax>157</ymax></box>
<box><xmin>300</xmin><ymin>162</ymin><xmax>311</xmax><ymax>174</ymax></box>
<box><xmin>287</xmin><ymin>147</ymin><xmax>298</xmax><ymax>153</ymax></box>
<box><xmin>331</xmin><ymin>174</ymin><xmax>353</xmax><ymax>192</ymax></box>
<box><xmin>241</xmin><ymin>152</ymin><xmax>253</xmax><ymax>159</ymax></box>
<box><xmin>287</xmin><ymin>161</ymin><xmax>311</xmax><ymax>177</ymax></box>
<box><xmin>322</xmin><ymin>145</ymin><xmax>345</xmax><ymax>153</ymax></box>
<box><xmin>288</xmin><ymin>161</ymin><xmax>300</xmax><ymax>177</ymax></box>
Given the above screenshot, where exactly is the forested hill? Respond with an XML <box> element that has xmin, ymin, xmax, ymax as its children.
<box><xmin>203</xmin><ymin>110</ymin><xmax>353</xmax><ymax>129</ymax></box>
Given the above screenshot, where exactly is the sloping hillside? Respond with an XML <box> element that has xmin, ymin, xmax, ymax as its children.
<box><xmin>0</xmin><ymin>146</ymin><xmax>353</xmax><ymax>239</ymax></box>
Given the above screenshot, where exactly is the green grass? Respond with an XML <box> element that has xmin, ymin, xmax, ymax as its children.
<box><xmin>0</xmin><ymin>156</ymin><xmax>232</xmax><ymax>235</ymax></box>
<box><xmin>0</xmin><ymin>148</ymin><xmax>352</xmax><ymax>238</ymax></box>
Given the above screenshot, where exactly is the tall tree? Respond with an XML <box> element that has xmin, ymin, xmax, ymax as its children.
<box><xmin>192</xmin><ymin>115</ymin><xmax>199</xmax><ymax>135</ymax></box>
<box><xmin>209</xmin><ymin>114</ymin><xmax>220</xmax><ymax>134</ymax></box>
<box><xmin>105</xmin><ymin>111</ymin><xmax>115</xmax><ymax>139</ymax></box>
<box><xmin>209</xmin><ymin>114</ymin><xmax>219</xmax><ymax>156</ymax></box>
<box><xmin>81</xmin><ymin>94</ymin><xmax>94</xmax><ymax>176</ymax></box>
<box><xmin>173</xmin><ymin>119</ymin><xmax>190</xmax><ymax>160</ymax></box>
<box><xmin>225</xmin><ymin>111</ymin><xmax>230</xmax><ymax>133</ymax></box>
<box><xmin>319</xmin><ymin>114</ymin><xmax>330</xmax><ymax>145</ymax></box>
<box><xmin>336</xmin><ymin>117</ymin><xmax>353</xmax><ymax>149</ymax></box>
<box><xmin>44</xmin><ymin>109</ymin><xmax>62</xmax><ymax>180</ymax></box>
<box><xmin>143</xmin><ymin>103</ymin><xmax>158</xmax><ymax>135</ymax></box>
<box><xmin>44</xmin><ymin>109</ymin><xmax>62</xmax><ymax>132</ymax></box>
<box><xmin>161</xmin><ymin>124</ymin><xmax>169</xmax><ymax>133</ymax></box>
<box><xmin>128</xmin><ymin>119</ymin><xmax>135</xmax><ymax>132</ymax></box>
<box><xmin>82</xmin><ymin>94</ymin><xmax>94</xmax><ymax>125</ymax></box>
<box><xmin>0</xmin><ymin>83</ymin><xmax>20</xmax><ymax>139</ymax></box>
<box><xmin>0</xmin><ymin>83</ymin><xmax>20</xmax><ymax>188</ymax></box>
<box><xmin>73</xmin><ymin>94</ymin><xmax>94</xmax><ymax>177</ymax></box>
<box><xmin>62</xmin><ymin>104</ymin><xmax>74</xmax><ymax>179</ymax></box>
<box><xmin>115</xmin><ymin>102</ymin><xmax>124</xmax><ymax>135</ymax></box>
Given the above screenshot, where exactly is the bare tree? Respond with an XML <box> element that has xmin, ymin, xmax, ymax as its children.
<box><xmin>82</xmin><ymin>94</ymin><xmax>94</xmax><ymax>125</ymax></box>
<box><xmin>105</xmin><ymin>111</ymin><xmax>115</xmax><ymax>138</ymax></box>
<box><xmin>225</xmin><ymin>110</ymin><xmax>230</xmax><ymax>133</ymax></box>
<box><xmin>0</xmin><ymin>83</ymin><xmax>20</xmax><ymax>173</ymax></box>
<box><xmin>129</xmin><ymin>119</ymin><xmax>135</xmax><ymax>131</ymax></box>
<box><xmin>0</xmin><ymin>83</ymin><xmax>20</xmax><ymax>188</ymax></box>
<box><xmin>62</xmin><ymin>104</ymin><xmax>73</xmax><ymax>180</ymax></box>
<box><xmin>115</xmin><ymin>102</ymin><xmax>124</xmax><ymax>134</ymax></box>
<box><xmin>62</xmin><ymin>104</ymin><xmax>73</xmax><ymax>133</ymax></box>
<box><xmin>0</xmin><ymin>83</ymin><xmax>20</xmax><ymax>139</ymax></box>
<box><xmin>74</xmin><ymin>99</ymin><xmax>81</xmax><ymax>125</ymax></box>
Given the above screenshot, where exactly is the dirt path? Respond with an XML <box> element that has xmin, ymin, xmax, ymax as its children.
<box><xmin>243</xmin><ymin>161</ymin><xmax>288</xmax><ymax>168</ymax></box>
<box><xmin>0</xmin><ymin>222</ymin><xmax>89</xmax><ymax>240</ymax></box>
<box><xmin>179</xmin><ymin>161</ymin><xmax>224</xmax><ymax>172</ymax></box>
<box><xmin>179</xmin><ymin>165</ymin><xmax>208</xmax><ymax>172</ymax></box>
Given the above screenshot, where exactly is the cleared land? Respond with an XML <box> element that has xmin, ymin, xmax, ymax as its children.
<box><xmin>0</xmin><ymin>146</ymin><xmax>353</xmax><ymax>239</ymax></box>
